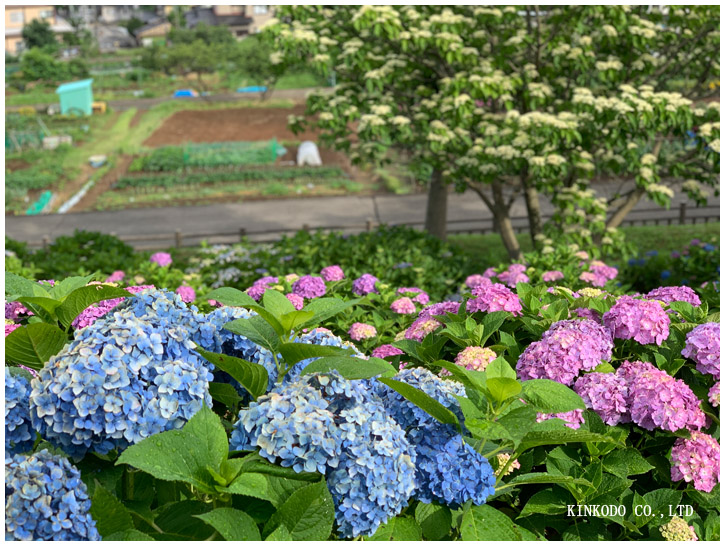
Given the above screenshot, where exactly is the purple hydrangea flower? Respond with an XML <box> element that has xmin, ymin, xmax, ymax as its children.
<box><xmin>390</xmin><ymin>297</ymin><xmax>416</xmax><ymax>314</ymax></box>
<box><xmin>536</xmin><ymin>410</ymin><xmax>584</xmax><ymax>429</ymax></box>
<box><xmin>420</xmin><ymin>301</ymin><xmax>460</xmax><ymax>319</ymax></box>
<box><xmin>371</xmin><ymin>344</ymin><xmax>404</xmax><ymax>359</ymax></box>
<box><xmin>320</xmin><ymin>265</ymin><xmax>345</xmax><ymax>282</ymax></box>
<box><xmin>517</xmin><ymin>319</ymin><xmax>613</xmax><ymax>386</ymax></box>
<box><xmin>589</xmin><ymin>260</ymin><xmax>618</xmax><ymax>286</ymax></box>
<box><xmin>150</xmin><ymin>252</ymin><xmax>172</xmax><ymax>267</ymax></box>
<box><xmin>352</xmin><ymin>274</ymin><xmax>379</xmax><ymax>296</ymax></box>
<box><xmin>573</xmin><ymin>372</ymin><xmax>629</xmax><ymax>425</ymax></box>
<box><xmin>286</xmin><ymin>293</ymin><xmax>304</xmax><ymax>310</ymax></box>
<box><xmin>579</xmin><ymin>271</ymin><xmax>598</xmax><ymax>285</ymax></box>
<box><xmin>5</xmin><ymin>321</ymin><xmax>21</xmax><ymax>337</ymax></box>
<box><xmin>602</xmin><ymin>295</ymin><xmax>671</xmax><ymax>346</ymax></box>
<box><xmin>175</xmin><ymin>285</ymin><xmax>196</xmax><ymax>303</ymax></box>
<box><xmin>465</xmin><ymin>274</ymin><xmax>491</xmax><ymax>288</ymax></box>
<box><xmin>405</xmin><ymin>317</ymin><xmax>442</xmax><ymax>341</ymax></box>
<box><xmin>646</xmin><ymin>286</ymin><xmax>702</xmax><ymax>307</ymax></box>
<box><xmin>397</xmin><ymin>287</ymin><xmax>429</xmax><ymax>305</ymax></box>
<box><xmin>246</xmin><ymin>276</ymin><xmax>279</xmax><ymax>301</ymax></box>
<box><xmin>292</xmin><ymin>275</ymin><xmax>327</xmax><ymax>299</ymax></box>
<box><xmin>682</xmin><ymin>323</ymin><xmax>720</xmax><ymax>379</ymax></box>
<box><xmin>5</xmin><ymin>301</ymin><xmax>30</xmax><ymax>320</ymax></box>
<box><xmin>483</xmin><ymin>267</ymin><xmax>498</xmax><ymax>278</ymax></box>
<box><xmin>542</xmin><ymin>270</ymin><xmax>565</xmax><ymax>282</ymax></box>
<box><xmin>616</xmin><ymin>360</ymin><xmax>706</xmax><ymax>432</ymax></box>
<box><xmin>573</xmin><ymin>307</ymin><xmax>602</xmax><ymax>322</ymax></box>
<box><xmin>467</xmin><ymin>283</ymin><xmax>522</xmax><ymax>316</ymax></box>
<box><xmin>670</xmin><ymin>431</ymin><xmax>720</xmax><ymax>492</ymax></box>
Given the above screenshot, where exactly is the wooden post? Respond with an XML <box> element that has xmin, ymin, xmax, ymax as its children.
<box><xmin>366</xmin><ymin>218</ymin><xmax>373</xmax><ymax>232</ymax></box>
<box><xmin>239</xmin><ymin>227</ymin><xmax>246</xmax><ymax>241</ymax></box>
<box><xmin>175</xmin><ymin>230</ymin><xmax>182</xmax><ymax>248</ymax></box>
<box><xmin>302</xmin><ymin>223</ymin><xmax>310</xmax><ymax>232</ymax></box>
<box><xmin>679</xmin><ymin>203</ymin><xmax>687</xmax><ymax>224</ymax></box>
<box><xmin>42</xmin><ymin>236</ymin><xmax>50</xmax><ymax>250</ymax></box>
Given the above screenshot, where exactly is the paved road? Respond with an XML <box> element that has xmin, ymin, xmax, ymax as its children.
<box><xmin>6</xmin><ymin>188</ymin><xmax>719</xmax><ymax>250</ymax></box>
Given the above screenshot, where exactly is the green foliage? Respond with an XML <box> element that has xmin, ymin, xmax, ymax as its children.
<box><xmin>19</xmin><ymin>47</ymin><xmax>89</xmax><ymax>82</ymax></box>
<box><xmin>22</xmin><ymin>20</ymin><xmax>58</xmax><ymax>51</ymax></box>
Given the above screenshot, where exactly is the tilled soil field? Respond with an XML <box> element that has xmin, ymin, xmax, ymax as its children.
<box><xmin>143</xmin><ymin>105</ymin><xmax>320</xmax><ymax>147</ymax></box>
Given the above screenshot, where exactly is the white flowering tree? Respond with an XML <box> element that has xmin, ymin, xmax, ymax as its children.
<box><xmin>265</xmin><ymin>5</ymin><xmax>719</xmax><ymax>259</ymax></box>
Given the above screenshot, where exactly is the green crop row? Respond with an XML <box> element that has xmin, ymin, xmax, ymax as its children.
<box><xmin>128</xmin><ymin>142</ymin><xmax>279</xmax><ymax>172</ymax></box>
<box><xmin>115</xmin><ymin>166</ymin><xmax>346</xmax><ymax>189</ymax></box>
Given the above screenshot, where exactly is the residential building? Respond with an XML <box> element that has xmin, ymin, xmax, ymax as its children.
<box><xmin>136</xmin><ymin>20</ymin><xmax>172</xmax><ymax>47</ymax></box>
<box><xmin>246</xmin><ymin>5</ymin><xmax>274</xmax><ymax>34</ymax></box>
<box><xmin>5</xmin><ymin>5</ymin><xmax>73</xmax><ymax>54</ymax></box>
<box><xmin>184</xmin><ymin>5</ymin><xmax>275</xmax><ymax>38</ymax></box>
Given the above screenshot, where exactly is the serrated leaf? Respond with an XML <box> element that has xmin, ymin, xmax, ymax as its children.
<box><xmin>367</xmin><ymin>517</ymin><xmax>422</xmax><ymax>540</ymax></box>
<box><xmin>50</xmin><ymin>275</ymin><xmax>96</xmax><ymax>300</ymax></box>
<box><xmin>195</xmin><ymin>346</ymin><xmax>269</xmax><ymax>400</ymax></box>
<box><xmin>90</xmin><ymin>484</ymin><xmax>134</xmax><ymax>538</ymax></box>
<box><xmin>461</xmin><ymin>505</ymin><xmax>524</xmax><ymax>540</ymax></box>
<box><xmin>5</xmin><ymin>272</ymin><xmax>50</xmax><ymax>298</ymax></box>
<box><xmin>104</xmin><ymin>529</ymin><xmax>155</xmax><ymax>541</ymax></box>
<box><xmin>265</xmin><ymin>525</ymin><xmax>292</xmax><ymax>540</ymax></box>
<box><xmin>56</xmin><ymin>285</ymin><xmax>131</xmax><ymax>329</ymax></box>
<box><xmin>263</xmin><ymin>481</ymin><xmax>334</xmax><ymax>540</ymax></box>
<box><xmin>15</xmin><ymin>296</ymin><xmax>62</xmax><ymax>317</ymax></box>
<box><xmin>487</xmin><ymin>377</ymin><xmax>522</xmax><ymax>403</ymax></box>
<box><xmin>299</xmin><ymin>297</ymin><xmax>361</xmax><ymax>326</ymax></box>
<box><xmin>518</xmin><ymin>429</ymin><xmax>620</xmax><ymax>453</ymax></box>
<box><xmin>486</xmin><ymin>355</ymin><xmax>517</xmax><ymax>380</ymax></box>
<box><xmin>378</xmin><ymin>377</ymin><xmax>460</xmax><ymax>431</ymax></box>
<box><xmin>519</xmin><ymin>488</ymin><xmax>573</xmax><ymax>517</ymax></box>
<box><xmin>205</xmin><ymin>287</ymin><xmax>258</xmax><ymax>307</ymax></box>
<box><xmin>208</xmin><ymin>382</ymin><xmax>243</xmax><ymax>407</ymax></box>
<box><xmin>153</xmin><ymin>500</ymin><xmax>214</xmax><ymax>540</ymax></box>
<box><xmin>278</xmin><ymin>342</ymin><xmax>355</xmax><ymax>366</ymax></box>
<box><xmin>224</xmin><ymin>315</ymin><xmax>282</xmax><ymax>352</ymax></box>
<box><xmin>116</xmin><ymin>406</ymin><xmax>227</xmax><ymax>494</ymax></box>
<box><xmin>479</xmin><ymin>311</ymin><xmax>509</xmax><ymax>345</ymax></box>
<box><xmin>521</xmin><ymin>379</ymin><xmax>586</xmax><ymax>413</ymax></box>
<box><xmin>603</xmin><ymin>448</ymin><xmax>654</xmax><ymax>478</ymax></box>
<box><xmin>263</xmin><ymin>289</ymin><xmax>295</xmax><ymax>316</ymax></box>
<box><xmin>195</xmin><ymin>508</ymin><xmax>261</xmax><ymax>541</ymax></box>
<box><xmin>415</xmin><ymin>503</ymin><xmax>451</xmax><ymax>540</ymax></box>
<box><xmin>4</xmin><ymin>323</ymin><xmax>68</xmax><ymax>369</ymax></box>
<box><xmin>301</xmin><ymin>355</ymin><xmax>395</xmax><ymax>380</ymax></box>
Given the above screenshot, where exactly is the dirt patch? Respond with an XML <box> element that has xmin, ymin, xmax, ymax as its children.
<box><xmin>73</xmin><ymin>155</ymin><xmax>134</xmax><ymax>211</ymax></box>
<box><xmin>143</xmin><ymin>105</ymin><xmax>319</xmax><ymax>147</ymax></box>
<box><xmin>128</xmin><ymin>109</ymin><xmax>145</xmax><ymax>128</ymax></box>
<box><xmin>6</xmin><ymin>158</ymin><xmax>31</xmax><ymax>171</ymax></box>
<box><xmin>51</xmin><ymin>163</ymin><xmax>96</xmax><ymax>212</ymax></box>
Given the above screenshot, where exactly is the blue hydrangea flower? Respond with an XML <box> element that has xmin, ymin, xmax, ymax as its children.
<box><xmin>230</xmin><ymin>372</ymin><xmax>416</xmax><ymax>538</ymax></box>
<box><xmin>29</xmin><ymin>289</ymin><xmax>214</xmax><ymax>457</ymax></box>
<box><xmin>372</xmin><ymin>368</ymin><xmax>496</xmax><ymax>509</ymax></box>
<box><xmin>284</xmin><ymin>328</ymin><xmax>365</xmax><ymax>384</ymax></box>
<box><xmin>408</xmin><ymin>427</ymin><xmax>495</xmax><ymax>507</ymax></box>
<box><xmin>5</xmin><ymin>450</ymin><xmax>100</xmax><ymax>540</ymax></box>
<box><xmin>5</xmin><ymin>369</ymin><xmax>35</xmax><ymax>456</ymax></box>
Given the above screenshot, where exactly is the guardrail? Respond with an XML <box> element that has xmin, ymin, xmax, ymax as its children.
<box><xmin>27</xmin><ymin>203</ymin><xmax>720</xmax><ymax>251</ymax></box>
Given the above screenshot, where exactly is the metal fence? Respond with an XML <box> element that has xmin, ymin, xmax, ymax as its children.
<box><xmin>26</xmin><ymin>203</ymin><xmax>720</xmax><ymax>251</ymax></box>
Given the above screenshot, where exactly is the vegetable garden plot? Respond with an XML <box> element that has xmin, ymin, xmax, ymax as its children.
<box><xmin>129</xmin><ymin>140</ymin><xmax>280</xmax><ymax>172</ymax></box>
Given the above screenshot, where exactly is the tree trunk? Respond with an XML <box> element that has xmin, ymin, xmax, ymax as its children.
<box><xmin>606</xmin><ymin>187</ymin><xmax>646</xmax><ymax>229</ymax></box>
<box><xmin>521</xmin><ymin>172</ymin><xmax>543</xmax><ymax>243</ymax></box>
<box><xmin>492</xmin><ymin>180</ymin><xmax>523</xmax><ymax>261</ymax></box>
<box><xmin>424</xmin><ymin>168</ymin><xmax>448</xmax><ymax>240</ymax></box>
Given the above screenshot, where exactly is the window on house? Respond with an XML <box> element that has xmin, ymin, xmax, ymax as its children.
<box><xmin>10</xmin><ymin>11</ymin><xmax>24</xmax><ymax>24</ymax></box>
<box><xmin>40</xmin><ymin>10</ymin><xmax>53</xmax><ymax>19</ymax></box>
<box><xmin>253</xmin><ymin>6</ymin><xmax>268</xmax><ymax>15</ymax></box>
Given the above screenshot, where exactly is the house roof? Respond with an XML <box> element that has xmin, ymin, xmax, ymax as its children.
<box><xmin>56</xmin><ymin>78</ymin><xmax>93</xmax><ymax>94</ymax></box>
<box><xmin>185</xmin><ymin>6</ymin><xmax>251</xmax><ymax>29</ymax></box>
<box><xmin>135</xmin><ymin>19</ymin><xmax>170</xmax><ymax>37</ymax></box>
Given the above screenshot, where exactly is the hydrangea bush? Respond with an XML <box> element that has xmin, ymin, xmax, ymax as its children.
<box><xmin>4</xmin><ymin>240</ymin><xmax>720</xmax><ymax>541</ymax></box>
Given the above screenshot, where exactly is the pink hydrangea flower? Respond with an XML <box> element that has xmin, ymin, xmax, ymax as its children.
<box><xmin>589</xmin><ymin>260</ymin><xmax>618</xmax><ymax>285</ymax></box>
<box><xmin>682</xmin><ymin>323</ymin><xmax>719</xmax><ymax>379</ymax></box>
<box><xmin>536</xmin><ymin>410</ymin><xmax>585</xmax><ymax>429</ymax></box>
<box><xmin>574</xmin><ymin>251</ymin><xmax>589</xmax><ymax>260</ymax></box>
<box><xmin>670</xmin><ymin>431</ymin><xmax>720</xmax><ymax>492</ymax></box>
<box><xmin>105</xmin><ymin>270</ymin><xmax>126</xmax><ymax>283</ymax></box>
<box><xmin>495</xmin><ymin>453</ymin><xmax>521</xmax><ymax>477</ymax></box>
<box><xmin>208</xmin><ymin>299</ymin><xmax>223</xmax><ymax>307</ymax></box>
<box><xmin>616</xmin><ymin>360</ymin><xmax>706</xmax><ymax>432</ymax></box>
<box><xmin>150</xmin><ymin>252</ymin><xmax>172</xmax><ymax>267</ymax></box>
<box><xmin>573</xmin><ymin>307</ymin><xmax>602</xmax><ymax>322</ymax></box>
<box><xmin>397</xmin><ymin>287</ymin><xmax>429</xmax><ymax>305</ymax></box>
<box><xmin>444</xmin><ymin>346</ymin><xmax>496</xmax><ymax>374</ymax></box>
<box><xmin>175</xmin><ymin>285</ymin><xmax>196</xmax><ymax>303</ymax></box>
<box><xmin>483</xmin><ymin>267</ymin><xmax>498</xmax><ymax>278</ymax></box>
<box><xmin>603</xmin><ymin>295</ymin><xmax>671</xmax><ymax>346</ymax></box>
<box><xmin>5</xmin><ymin>301</ymin><xmax>30</xmax><ymax>320</ymax></box>
<box><xmin>467</xmin><ymin>283</ymin><xmax>522</xmax><ymax>316</ymax></box>
<box><xmin>292</xmin><ymin>275</ymin><xmax>326</xmax><ymax>299</ymax></box>
<box><xmin>352</xmin><ymin>274</ymin><xmax>379</xmax><ymax>296</ymax></box>
<box><xmin>579</xmin><ymin>271</ymin><xmax>598</xmax><ymax>285</ymax></box>
<box><xmin>542</xmin><ymin>270</ymin><xmax>564</xmax><ymax>282</ymax></box>
<box><xmin>371</xmin><ymin>344</ymin><xmax>404</xmax><ymax>359</ymax></box>
<box><xmin>5</xmin><ymin>321</ymin><xmax>21</xmax><ymax>337</ymax></box>
<box><xmin>404</xmin><ymin>317</ymin><xmax>441</xmax><ymax>341</ymax></box>
<box><xmin>390</xmin><ymin>297</ymin><xmax>416</xmax><ymax>314</ymax></box>
<box><xmin>497</xmin><ymin>264</ymin><xmax>529</xmax><ymax>288</ymax></box>
<box><xmin>573</xmin><ymin>372</ymin><xmax>629</xmax><ymax>425</ymax></box>
<box><xmin>465</xmin><ymin>274</ymin><xmax>492</xmax><ymax>289</ymax></box>
<box><xmin>646</xmin><ymin>286</ymin><xmax>701</xmax><ymax>307</ymax></box>
<box><xmin>320</xmin><ymin>265</ymin><xmax>345</xmax><ymax>282</ymax></box>
<box><xmin>708</xmin><ymin>382</ymin><xmax>719</xmax><ymax>407</ymax></box>
<box><xmin>517</xmin><ymin>319</ymin><xmax>613</xmax><ymax>386</ymax></box>
<box><xmin>285</xmin><ymin>293</ymin><xmax>304</xmax><ymax>310</ymax></box>
<box><xmin>349</xmin><ymin>322</ymin><xmax>377</xmax><ymax>341</ymax></box>
<box><xmin>247</xmin><ymin>276</ymin><xmax>278</xmax><ymax>301</ymax></box>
